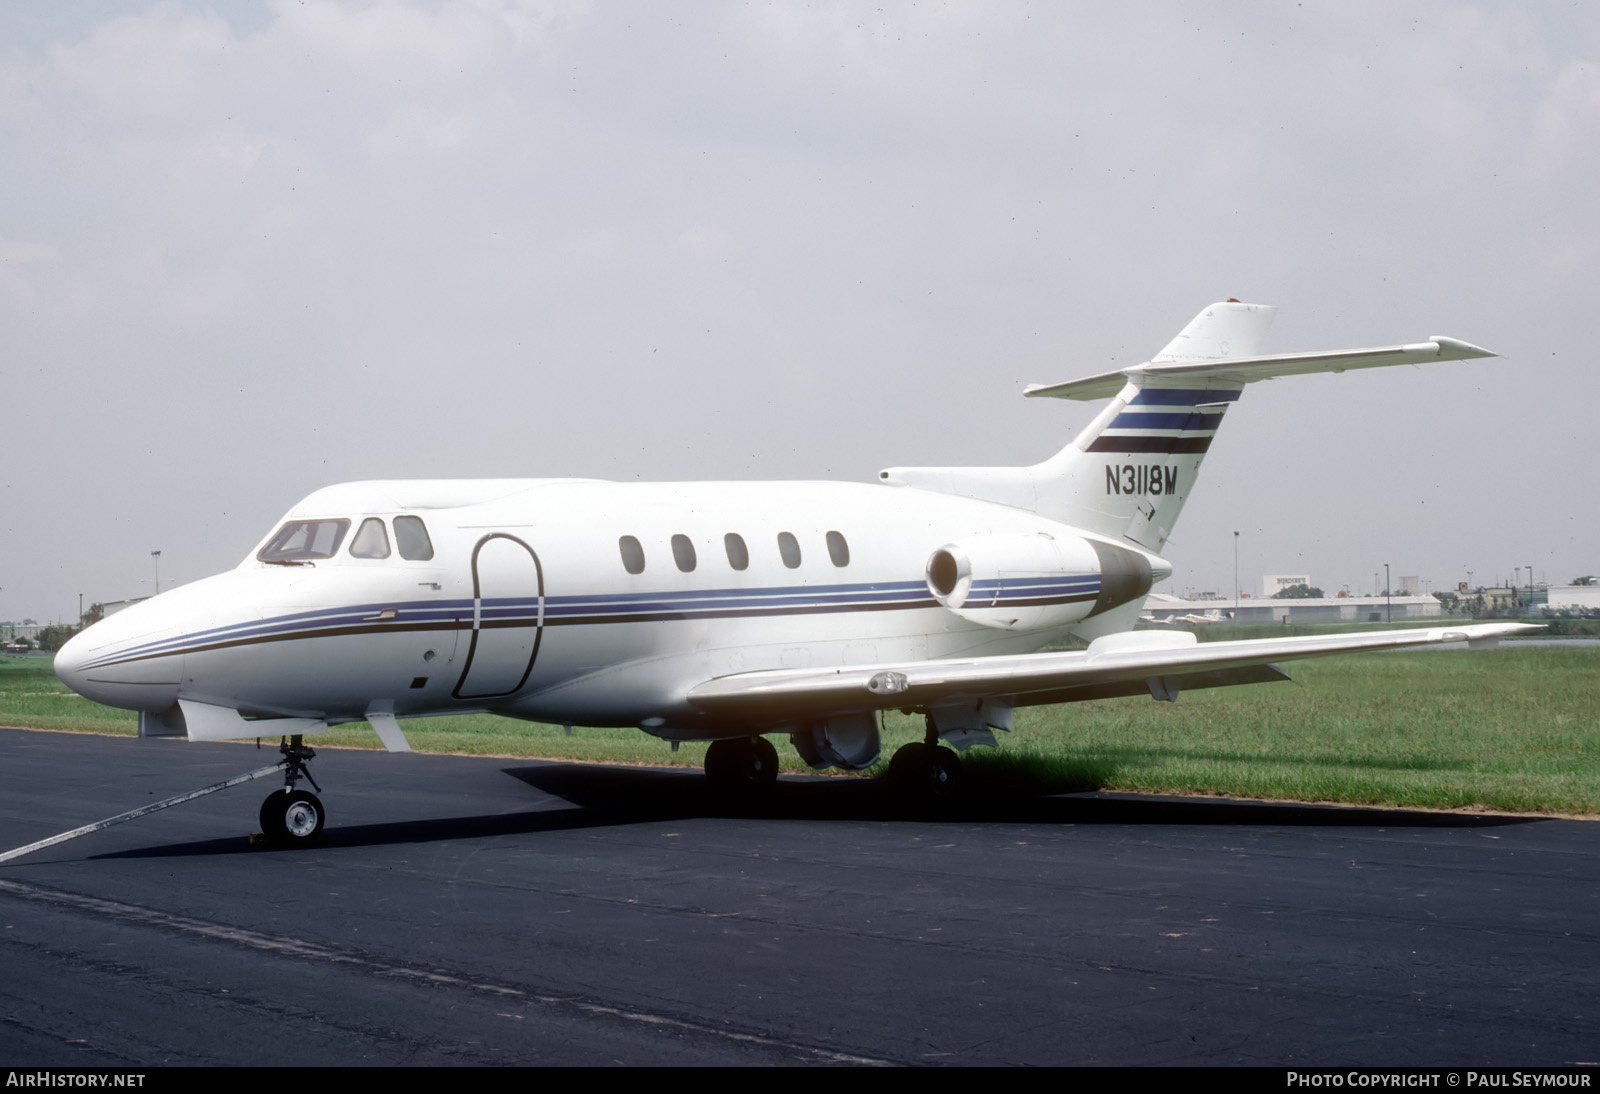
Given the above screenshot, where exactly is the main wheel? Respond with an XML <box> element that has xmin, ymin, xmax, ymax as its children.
<box><xmin>259</xmin><ymin>789</ymin><xmax>326</xmax><ymax>844</ymax></box>
<box><xmin>887</xmin><ymin>742</ymin><xmax>963</xmax><ymax>802</ymax></box>
<box><xmin>704</xmin><ymin>736</ymin><xmax>780</xmax><ymax>793</ymax></box>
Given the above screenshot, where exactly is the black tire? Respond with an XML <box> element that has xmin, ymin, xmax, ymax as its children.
<box><xmin>745</xmin><ymin>736</ymin><xmax>780</xmax><ymax>787</ymax></box>
<box><xmin>259</xmin><ymin>789</ymin><xmax>326</xmax><ymax>844</ymax></box>
<box><xmin>887</xmin><ymin>742</ymin><xmax>963</xmax><ymax>802</ymax></box>
<box><xmin>705</xmin><ymin>736</ymin><xmax>780</xmax><ymax>792</ymax></box>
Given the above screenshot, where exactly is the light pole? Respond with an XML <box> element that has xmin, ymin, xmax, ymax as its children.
<box><xmin>151</xmin><ymin>550</ymin><xmax>162</xmax><ymax>596</ymax></box>
<box><xmin>1385</xmin><ymin>563</ymin><xmax>1391</xmax><ymax>623</ymax></box>
<box><xmin>1233</xmin><ymin>531</ymin><xmax>1240</xmax><ymax>617</ymax></box>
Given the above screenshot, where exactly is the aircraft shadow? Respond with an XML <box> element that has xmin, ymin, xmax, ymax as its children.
<box><xmin>82</xmin><ymin>761</ymin><xmax>1534</xmax><ymax>860</ymax></box>
<box><xmin>83</xmin><ymin>804</ymin><xmax>661</xmax><ymax>860</ymax></box>
<box><xmin>501</xmin><ymin>762</ymin><xmax>1535</xmax><ymax>830</ymax></box>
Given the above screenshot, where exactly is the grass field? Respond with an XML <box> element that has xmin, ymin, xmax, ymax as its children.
<box><xmin>4</xmin><ymin>640</ymin><xmax>1596</xmax><ymax>816</ymax></box>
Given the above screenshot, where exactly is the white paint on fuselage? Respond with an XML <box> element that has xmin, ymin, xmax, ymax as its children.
<box><xmin>58</xmin><ymin>477</ymin><xmax>1150</xmax><ymax>739</ymax></box>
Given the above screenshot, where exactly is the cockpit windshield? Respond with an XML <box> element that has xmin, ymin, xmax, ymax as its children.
<box><xmin>258</xmin><ymin>519</ymin><xmax>351</xmax><ymax>562</ymax></box>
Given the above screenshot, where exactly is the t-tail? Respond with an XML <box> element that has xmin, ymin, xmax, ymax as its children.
<box><xmin>881</xmin><ymin>300</ymin><xmax>1496</xmax><ymax>553</ymax></box>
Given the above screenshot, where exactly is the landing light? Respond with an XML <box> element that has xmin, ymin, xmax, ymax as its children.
<box><xmin>867</xmin><ymin>671</ymin><xmax>910</xmax><ymax>695</ymax></box>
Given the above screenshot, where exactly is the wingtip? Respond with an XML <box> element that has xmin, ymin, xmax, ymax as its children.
<box><xmin>1430</xmin><ymin>336</ymin><xmax>1497</xmax><ymax>360</ymax></box>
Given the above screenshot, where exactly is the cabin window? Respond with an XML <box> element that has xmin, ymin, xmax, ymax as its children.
<box><xmin>777</xmin><ymin>531</ymin><xmax>801</xmax><ymax>569</ymax></box>
<box><xmin>619</xmin><ymin>535</ymin><xmax>646</xmax><ymax>574</ymax></box>
<box><xmin>350</xmin><ymin>518</ymin><xmax>392</xmax><ymax>559</ymax></box>
<box><xmin>259</xmin><ymin>519</ymin><xmax>351</xmax><ymax>562</ymax></box>
<box><xmin>671</xmin><ymin>534</ymin><xmax>697</xmax><ymax>572</ymax></box>
<box><xmin>724</xmin><ymin>533</ymin><xmax>749</xmax><ymax>571</ymax></box>
<box><xmin>826</xmin><ymin>530</ymin><xmax>850</xmax><ymax>567</ymax></box>
<box><xmin>394</xmin><ymin>516</ymin><xmax>434</xmax><ymax>561</ymax></box>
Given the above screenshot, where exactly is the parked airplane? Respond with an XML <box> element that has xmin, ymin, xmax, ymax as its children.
<box><xmin>1140</xmin><ymin>608</ymin><xmax>1231</xmax><ymax>626</ymax></box>
<box><xmin>1178</xmin><ymin>609</ymin><xmax>1230</xmax><ymax>625</ymax></box>
<box><xmin>55</xmin><ymin>301</ymin><xmax>1529</xmax><ymax>842</ymax></box>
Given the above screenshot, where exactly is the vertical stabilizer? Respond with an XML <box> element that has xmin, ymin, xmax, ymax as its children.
<box><xmin>881</xmin><ymin>301</ymin><xmax>1495</xmax><ymax>556</ymax></box>
<box><xmin>1151</xmin><ymin>300</ymin><xmax>1277</xmax><ymax>362</ymax></box>
<box><xmin>1018</xmin><ymin>374</ymin><xmax>1243</xmax><ymax>550</ymax></box>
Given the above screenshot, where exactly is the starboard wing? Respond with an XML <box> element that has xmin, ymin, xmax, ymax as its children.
<box><xmin>685</xmin><ymin>623</ymin><xmax>1539</xmax><ymax>720</ymax></box>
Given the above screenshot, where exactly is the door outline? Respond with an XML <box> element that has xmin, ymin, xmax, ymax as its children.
<box><xmin>453</xmin><ymin>533</ymin><xmax>545</xmax><ymax>700</ymax></box>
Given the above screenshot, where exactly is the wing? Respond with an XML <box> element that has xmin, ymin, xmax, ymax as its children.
<box><xmin>686</xmin><ymin>623</ymin><xmax>1539</xmax><ymax>720</ymax></box>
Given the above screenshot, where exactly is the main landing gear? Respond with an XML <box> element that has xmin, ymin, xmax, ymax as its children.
<box><xmin>258</xmin><ymin>735</ymin><xmax>326</xmax><ymax>845</ymax></box>
<box><xmin>703</xmin><ymin>735</ymin><xmax>780</xmax><ymax>794</ymax></box>
<box><xmin>886</xmin><ymin>722</ymin><xmax>964</xmax><ymax>803</ymax></box>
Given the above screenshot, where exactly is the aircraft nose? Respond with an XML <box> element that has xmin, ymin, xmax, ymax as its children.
<box><xmin>53</xmin><ymin>616</ymin><xmax>182</xmax><ymax>713</ymax></box>
<box><xmin>52</xmin><ymin>629</ymin><xmax>92</xmax><ymax>694</ymax></box>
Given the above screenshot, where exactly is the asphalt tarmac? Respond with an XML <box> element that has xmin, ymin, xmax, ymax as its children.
<box><xmin>0</xmin><ymin>726</ymin><xmax>1594</xmax><ymax>1067</ymax></box>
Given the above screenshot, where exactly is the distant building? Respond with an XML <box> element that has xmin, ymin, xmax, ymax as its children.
<box><xmin>1546</xmin><ymin>585</ymin><xmax>1600</xmax><ymax>611</ymax></box>
<box><xmin>1262</xmin><ymin>574</ymin><xmax>1312</xmax><ymax>598</ymax></box>
<box><xmin>1397</xmin><ymin>575</ymin><xmax>1421</xmax><ymax>596</ymax></box>
<box><xmin>1144</xmin><ymin>593</ymin><xmax>1444</xmax><ymax>624</ymax></box>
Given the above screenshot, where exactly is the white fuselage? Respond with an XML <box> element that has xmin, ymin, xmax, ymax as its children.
<box><xmin>55</xmin><ymin>477</ymin><xmax>1162</xmax><ymax>740</ymax></box>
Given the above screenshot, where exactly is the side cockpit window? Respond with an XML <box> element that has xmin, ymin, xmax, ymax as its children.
<box><xmin>394</xmin><ymin>515</ymin><xmax>434</xmax><ymax>561</ymax></box>
<box><xmin>349</xmin><ymin>518</ymin><xmax>391</xmax><ymax>559</ymax></box>
<box><xmin>259</xmin><ymin>519</ymin><xmax>351</xmax><ymax>562</ymax></box>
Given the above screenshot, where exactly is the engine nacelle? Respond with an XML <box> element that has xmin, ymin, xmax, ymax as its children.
<box><xmin>924</xmin><ymin>533</ymin><xmax>1157</xmax><ymax>631</ymax></box>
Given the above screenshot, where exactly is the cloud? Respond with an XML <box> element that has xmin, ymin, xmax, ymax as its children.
<box><xmin>0</xmin><ymin>2</ymin><xmax>1597</xmax><ymax>618</ymax></box>
<box><xmin>1529</xmin><ymin>58</ymin><xmax>1600</xmax><ymax>182</ymax></box>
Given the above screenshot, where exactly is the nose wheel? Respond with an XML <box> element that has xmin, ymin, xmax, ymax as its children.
<box><xmin>259</xmin><ymin>735</ymin><xmax>326</xmax><ymax>845</ymax></box>
<box><xmin>260</xmin><ymin>788</ymin><xmax>325</xmax><ymax>842</ymax></box>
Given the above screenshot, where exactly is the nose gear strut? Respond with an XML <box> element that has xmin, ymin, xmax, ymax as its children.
<box><xmin>258</xmin><ymin>734</ymin><xmax>327</xmax><ymax>844</ymax></box>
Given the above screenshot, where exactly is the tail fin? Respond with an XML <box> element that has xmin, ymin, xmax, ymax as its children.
<box><xmin>881</xmin><ymin>301</ymin><xmax>1496</xmax><ymax>553</ymax></box>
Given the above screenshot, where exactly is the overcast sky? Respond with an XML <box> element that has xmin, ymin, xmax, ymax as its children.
<box><xmin>4</xmin><ymin>1</ymin><xmax>1596</xmax><ymax>622</ymax></box>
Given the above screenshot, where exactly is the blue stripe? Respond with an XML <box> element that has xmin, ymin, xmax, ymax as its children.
<box><xmin>82</xmin><ymin>575</ymin><xmax>1105</xmax><ymax>668</ymax></box>
<box><xmin>85</xmin><ymin>582</ymin><xmax>934</xmax><ymax>666</ymax></box>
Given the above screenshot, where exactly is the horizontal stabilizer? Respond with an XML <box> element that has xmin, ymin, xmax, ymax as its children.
<box><xmin>1025</xmin><ymin>337</ymin><xmax>1496</xmax><ymax>402</ymax></box>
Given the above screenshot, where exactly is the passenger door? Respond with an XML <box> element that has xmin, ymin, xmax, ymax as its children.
<box><xmin>453</xmin><ymin>533</ymin><xmax>544</xmax><ymax>700</ymax></box>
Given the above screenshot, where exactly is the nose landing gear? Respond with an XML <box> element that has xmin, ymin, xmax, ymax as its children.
<box><xmin>258</xmin><ymin>735</ymin><xmax>325</xmax><ymax>845</ymax></box>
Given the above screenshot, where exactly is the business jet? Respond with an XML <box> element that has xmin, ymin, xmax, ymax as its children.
<box><xmin>54</xmin><ymin>301</ymin><xmax>1529</xmax><ymax>843</ymax></box>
